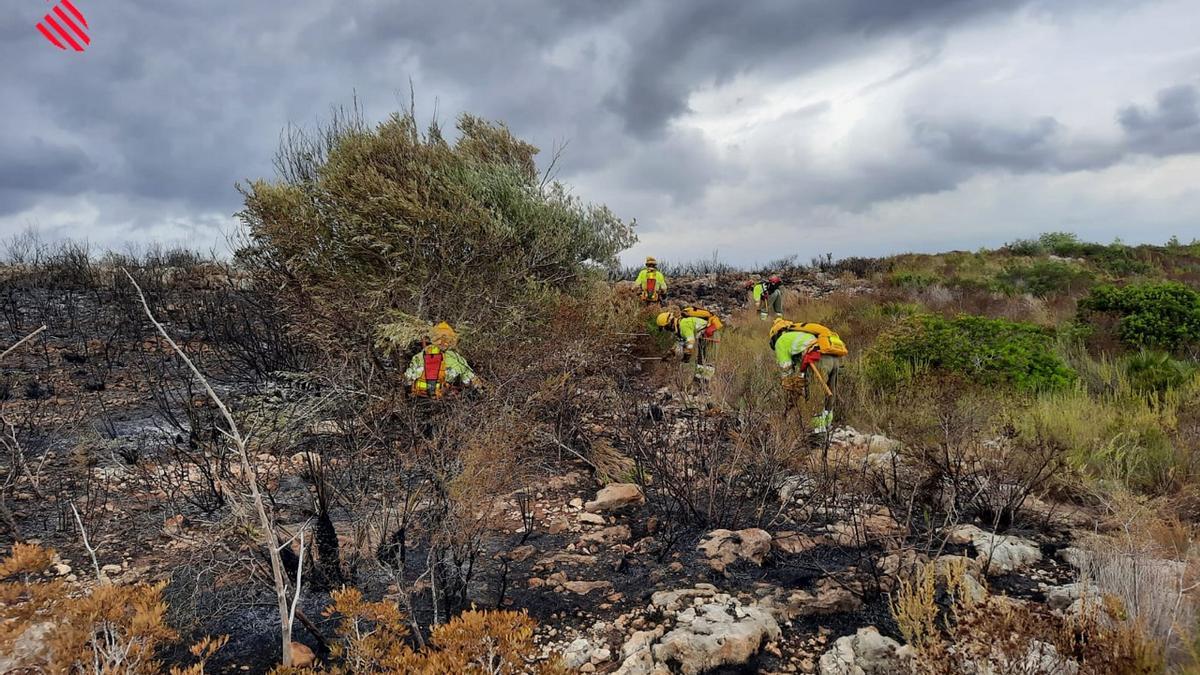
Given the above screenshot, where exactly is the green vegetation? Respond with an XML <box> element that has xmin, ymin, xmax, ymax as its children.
<box><xmin>867</xmin><ymin>314</ymin><xmax>1075</xmax><ymax>391</ymax></box>
<box><xmin>238</xmin><ymin>107</ymin><xmax>635</xmax><ymax>352</ymax></box>
<box><xmin>997</xmin><ymin>259</ymin><xmax>1093</xmax><ymax>297</ymax></box>
<box><xmin>1079</xmin><ymin>281</ymin><xmax>1200</xmax><ymax>353</ymax></box>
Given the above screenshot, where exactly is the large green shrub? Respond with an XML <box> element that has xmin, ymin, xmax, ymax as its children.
<box><xmin>1079</xmin><ymin>282</ymin><xmax>1200</xmax><ymax>353</ymax></box>
<box><xmin>868</xmin><ymin>314</ymin><xmax>1075</xmax><ymax>391</ymax></box>
<box><xmin>236</xmin><ymin>108</ymin><xmax>636</xmax><ymax>350</ymax></box>
<box><xmin>997</xmin><ymin>260</ymin><xmax>1093</xmax><ymax>297</ymax></box>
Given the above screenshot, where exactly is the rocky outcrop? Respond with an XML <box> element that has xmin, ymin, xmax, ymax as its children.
<box><xmin>818</xmin><ymin>627</ymin><xmax>908</xmax><ymax>675</ymax></box>
<box><xmin>697</xmin><ymin>528</ymin><xmax>772</xmax><ymax>573</ymax></box>
<box><xmin>614</xmin><ymin>585</ymin><xmax>780</xmax><ymax>675</ymax></box>
<box><xmin>947</xmin><ymin>525</ymin><xmax>1042</xmax><ymax>575</ymax></box>
<box><xmin>773</xmin><ymin>578</ymin><xmax>863</xmax><ymax>620</ymax></box>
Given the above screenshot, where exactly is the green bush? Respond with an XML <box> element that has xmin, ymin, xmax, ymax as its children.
<box><xmin>890</xmin><ymin>271</ymin><xmax>938</xmax><ymax>290</ymax></box>
<box><xmin>237</xmin><ymin>107</ymin><xmax>636</xmax><ymax>351</ymax></box>
<box><xmin>997</xmin><ymin>260</ymin><xmax>1093</xmax><ymax>297</ymax></box>
<box><xmin>868</xmin><ymin>314</ymin><xmax>1075</xmax><ymax>391</ymax></box>
<box><xmin>1090</xmin><ymin>245</ymin><xmax>1153</xmax><ymax>276</ymax></box>
<box><xmin>1038</xmin><ymin>231</ymin><xmax>1091</xmax><ymax>257</ymax></box>
<box><xmin>1124</xmin><ymin>351</ymin><xmax>1198</xmax><ymax>393</ymax></box>
<box><xmin>1003</xmin><ymin>237</ymin><xmax>1045</xmax><ymax>256</ymax></box>
<box><xmin>1079</xmin><ymin>282</ymin><xmax>1200</xmax><ymax>353</ymax></box>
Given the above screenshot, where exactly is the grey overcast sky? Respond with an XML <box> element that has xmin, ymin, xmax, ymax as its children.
<box><xmin>2</xmin><ymin>0</ymin><xmax>1199</xmax><ymax>266</ymax></box>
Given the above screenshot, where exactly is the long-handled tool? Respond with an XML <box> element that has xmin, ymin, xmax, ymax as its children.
<box><xmin>807</xmin><ymin>360</ymin><xmax>834</xmax><ymax>397</ymax></box>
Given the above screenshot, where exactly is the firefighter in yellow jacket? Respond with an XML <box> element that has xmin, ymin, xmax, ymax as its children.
<box><xmin>770</xmin><ymin>319</ymin><xmax>847</xmax><ymax>433</ymax></box>
<box><xmin>405</xmin><ymin>322</ymin><xmax>480</xmax><ymax>398</ymax></box>
<box><xmin>656</xmin><ymin>307</ymin><xmax>722</xmax><ymax>376</ymax></box>
<box><xmin>635</xmin><ymin>257</ymin><xmax>668</xmax><ymax>304</ymax></box>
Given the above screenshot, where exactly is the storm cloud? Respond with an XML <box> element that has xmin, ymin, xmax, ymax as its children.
<box><xmin>2</xmin><ymin>0</ymin><xmax>1199</xmax><ymax>262</ymax></box>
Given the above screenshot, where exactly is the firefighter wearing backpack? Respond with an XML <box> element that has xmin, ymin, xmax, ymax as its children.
<box><xmin>760</xmin><ymin>275</ymin><xmax>784</xmax><ymax>321</ymax></box>
<box><xmin>656</xmin><ymin>307</ymin><xmax>722</xmax><ymax>374</ymax></box>
<box><xmin>636</xmin><ymin>257</ymin><xmax>668</xmax><ymax>305</ymax></box>
<box><xmin>769</xmin><ymin>319</ymin><xmax>848</xmax><ymax>433</ymax></box>
<box><xmin>405</xmin><ymin>322</ymin><xmax>480</xmax><ymax>398</ymax></box>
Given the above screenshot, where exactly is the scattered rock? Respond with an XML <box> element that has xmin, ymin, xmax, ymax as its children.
<box><xmin>562</xmin><ymin>580</ymin><xmax>614</xmax><ymax>596</ymax></box>
<box><xmin>163</xmin><ymin>514</ymin><xmax>187</xmax><ymax>537</ymax></box>
<box><xmin>505</xmin><ymin>545</ymin><xmax>537</xmax><ymax>563</ymax></box>
<box><xmin>1045</xmin><ymin>582</ymin><xmax>1102</xmax><ymax>614</ymax></box>
<box><xmin>585</xmin><ymin>484</ymin><xmax>645</xmax><ymax>513</ymax></box>
<box><xmin>948</xmin><ymin>525</ymin><xmax>1041</xmax><ymax>575</ymax></box>
<box><xmin>1057</xmin><ymin>546</ymin><xmax>1089</xmax><ymax>570</ymax></box>
<box><xmin>579</xmin><ymin>512</ymin><xmax>606</xmax><ymax>525</ymax></box>
<box><xmin>564</xmin><ymin>638</ymin><xmax>594</xmax><ymax>669</ymax></box>
<box><xmin>290</xmin><ymin>450</ymin><xmax>321</xmax><ymax>467</ymax></box>
<box><xmin>289</xmin><ymin>642</ymin><xmax>316</xmax><ymax>668</ymax></box>
<box><xmin>548</xmin><ymin>517</ymin><xmax>569</xmax><ymax>535</ymax></box>
<box><xmin>580</xmin><ymin>525</ymin><xmax>631</xmax><ymax>547</ymax></box>
<box><xmin>775</xmin><ymin>578</ymin><xmax>863</xmax><ymax>620</ymax></box>
<box><xmin>772</xmin><ymin>531</ymin><xmax>822</xmax><ymax>555</ymax></box>
<box><xmin>569</xmin><ymin>498</ymin><xmax>585</xmax><ymax>510</ymax></box>
<box><xmin>651</xmin><ymin>599</ymin><xmax>781</xmax><ymax>675</ymax></box>
<box><xmin>826</xmin><ymin>511</ymin><xmax>903</xmax><ymax>548</ymax></box>
<box><xmin>818</xmin><ymin>627</ymin><xmax>908</xmax><ymax>675</ymax></box>
<box><xmin>697</xmin><ymin>528</ymin><xmax>772</xmax><ymax>573</ymax></box>
<box><xmin>101</xmin><ymin>563</ymin><xmax>123</xmax><ymax>575</ymax></box>
<box><xmin>616</xmin><ymin>585</ymin><xmax>780</xmax><ymax>675</ymax></box>
<box><xmin>52</xmin><ymin>563</ymin><xmax>71</xmax><ymax>576</ymax></box>
<box><xmin>534</xmin><ymin>553</ymin><xmax>598</xmax><ymax>571</ymax></box>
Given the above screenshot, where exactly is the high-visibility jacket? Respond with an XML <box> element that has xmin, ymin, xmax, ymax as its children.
<box><xmin>774</xmin><ymin>331</ymin><xmax>817</xmax><ymax>370</ymax></box>
<box><xmin>405</xmin><ymin>346</ymin><xmax>476</xmax><ymax>398</ymax></box>
<box><xmin>677</xmin><ymin>316</ymin><xmax>711</xmax><ymax>350</ymax></box>
<box><xmin>635</xmin><ymin>268</ymin><xmax>667</xmax><ymax>301</ymax></box>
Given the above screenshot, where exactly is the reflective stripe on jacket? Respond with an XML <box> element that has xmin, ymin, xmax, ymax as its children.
<box><xmin>405</xmin><ymin>347</ymin><xmax>476</xmax><ymax>391</ymax></box>
<box><xmin>774</xmin><ymin>331</ymin><xmax>816</xmax><ymax>369</ymax></box>
<box><xmin>678</xmin><ymin>316</ymin><xmax>709</xmax><ymax>349</ymax></box>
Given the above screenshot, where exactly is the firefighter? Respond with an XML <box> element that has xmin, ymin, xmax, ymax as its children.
<box><xmin>405</xmin><ymin>322</ymin><xmax>479</xmax><ymax>398</ymax></box>
<box><xmin>760</xmin><ymin>275</ymin><xmax>784</xmax><ymax>321</ymax></box>
<box><xmin>656</xmin><ymin>307</ymin><xmax>722</xmax><ymax>376</ymax></box>
<box><xmin>635</xmin><ymin>256</ymin><xmax>668</xmax><ymax>305</ymax></box>
<box><xmin>769</xmin><ymin>319</ymin><xmax>848</xmax><ymax>433</ymax></box>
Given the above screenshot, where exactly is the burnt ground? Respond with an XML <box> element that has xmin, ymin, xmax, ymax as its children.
<box><xmin>1</xmin><ymin>269</ymin><xmax>1090</xmax><ymax>674</ymax></box>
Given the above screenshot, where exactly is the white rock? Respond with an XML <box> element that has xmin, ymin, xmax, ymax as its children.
<box><xmin>818</xmin><ymin>627</ymin><xmax>907</xmax><ymax>675</ymax></box>
<box><xmin>948</xmin><ymin>525</ymin><xmax>1041</xmax><ymax>575</ymax></box>
<box><xmin>585</xmin><ymin>484</ymin><xmax>645</xmax><ymax>513</ymax></box>
<box><xmin>579</xmin><ymin>512</ymin><xmax>606</xmax><ymax>525</ymax></box>
<box><xmin>697</xmin><ymin>528</ymin><xmax>772</xmax><ymax>573</ymax></box>
<box><xmin>564</xmin><ymin>638</ymin><xmax>593</xmax><ymax>669</ymax></box>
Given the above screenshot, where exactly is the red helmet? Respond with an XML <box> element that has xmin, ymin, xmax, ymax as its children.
<box><xmin>769</xmin><ymin>275</ymin><xmax>782</xmax><ymax>283</ymax></box>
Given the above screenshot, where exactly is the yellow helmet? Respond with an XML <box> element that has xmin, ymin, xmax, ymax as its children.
<box><xmin>645</xmin><ymin>256</ymin><xmax>657</xmax><ymax>268</ymax></box>
<box><xmin>770</xmin><ymin>318</ymin><xmax>793</xmax><ymax>339</ymax></box>
<box><xmin>429</xmin><ymin>321</ymin><xmax>458</xmax><ymax>348</ymax></box>
<box><xmin>655</xmin><ymin>311</ymin><xmax>673</xmax><ymax>328</ymax></box>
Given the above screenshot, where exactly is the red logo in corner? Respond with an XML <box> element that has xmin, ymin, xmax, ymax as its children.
<box><xmin>37</xmin><ymin>0</ymin><xmax>90</xmax><ymax>52</ymax></box>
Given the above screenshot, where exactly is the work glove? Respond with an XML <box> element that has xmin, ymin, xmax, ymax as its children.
<box><xmin>781</xmin><ymin>374</ymin><xmax>806</xmax><ymax>393</ymax></box>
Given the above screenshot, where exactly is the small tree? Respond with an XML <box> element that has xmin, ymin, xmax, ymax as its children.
<box><xmin>237</xmin><ymin>105</ymin><xmax>635</xmax><ymax>354</ymax></box>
